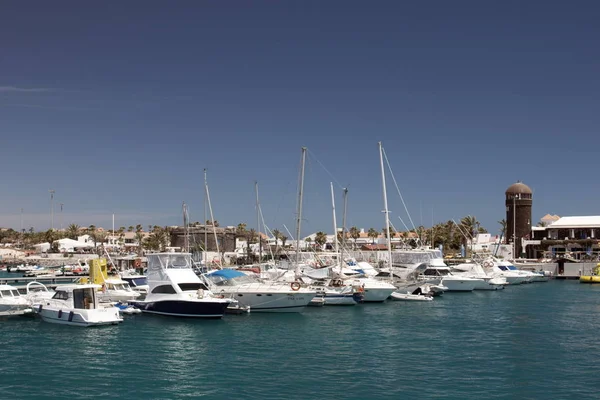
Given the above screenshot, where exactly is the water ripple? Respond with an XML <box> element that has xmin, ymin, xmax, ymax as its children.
<box><xmin>2</xmin><ymin>281</ymin><xmax>600</xmax><ymax>399</ymax></box>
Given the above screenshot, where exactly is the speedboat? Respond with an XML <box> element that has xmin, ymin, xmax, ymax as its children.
<box><xmin>130</xmin><ymin>253</ymin><xmax>231</xmax><ymax>318</ymax></box>
<box><xmin>119</xmin><ymin>272</ymin><xmax>149</xmax><ymax>295</ymax></box>
<box><xmin>348</xmin><ymin>278</ymin><xmax>396</xmax><ymax>302</ymax></box>
<box><xmin>485</xmin><ymin>259</ymin><xmax>529</xmax><ymax>284</ymax></box>
<box><xmin>97</xmin><ymin>278</ymin><xmax>141</xmax><ymax>303</ymax></box>
<box><xmin>0</xmin><ymin>285</ymin><xmax>33</xmax><ymax>316</ymax></box>
<box><xmin>417</xmin><ymin>266</ymin><xmax>481</xmax><ymax>292</ymax></box>
<box><xmin>203</xmin><ymin>269</ymin><xmax>317</xmax><ymax>313</ymax></box>
<box><xmin>450</xmin><ymin>263</ymin><xmax>506</xmax><ymax>290</ymax></box>
<box><xmin>115</xmin><ymin>302</ymin><xmax>142</xmax><ymax>315</ymax></box>
<box><xmin>33</xmin><ymin>284</ymin><xmax>123</xmax><ymax>326</ymax></box>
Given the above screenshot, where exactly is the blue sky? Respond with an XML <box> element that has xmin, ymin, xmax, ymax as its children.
<box><xmin>1</xmin><ymin>1</ymin><xmax>599</xmax><ymax>236</ymax></box>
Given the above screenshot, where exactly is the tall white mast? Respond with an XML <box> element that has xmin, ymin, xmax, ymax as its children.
<box><xmin>341</xmin><ymin>187</ymin><xmax>348</xmax><ymax>274</ymax></box>
<box><xmin>379</xmin><ymin>142</ymin><xmax>394</xmax><ymax>284</ymax></box>
<box><xmin>204</xmin><ymin>169</ymin><xmax>208</xmax><ymax>265</ymax></box>
<box><xmin>205</xmin><ymin>170</ymin><xmax>221</xmax><ymax>268</ymax></box>
<box><xmin>255</xmin><ymin>181</ymin><xmax>262</xmax><ymax>266</ymax></box>
<box><xmin>330</xmin><ymin>182</ymin><xmax>339</xmax><ymax>272</ymax></box>
<box><xmin>182</xmin><ymin>202</ymin><xmax>189</xmax><ymax>253</ymax></box>
<box><xmin>294</xmin><ymin>147</ymin><xmax>307</xmax><ymax>278</ymax></box>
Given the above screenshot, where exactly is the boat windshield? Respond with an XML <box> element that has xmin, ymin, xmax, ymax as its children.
<box><xmin>125</xmin><ymin>277</ymin><xmax>148</xmax><ymax>287</ymax></box>
<box><xmin>0</xmin><ymin>290</ymin><xmax>12</xmax><ymax>298</ymax></box>
<box><xmin>149</xmin><ymin>253</ymin><xmax>193</xmax><ymax>269</ymax></box>
<box><xmin>178</xmin><ymin>283</ymin><xmax>209</xmax><ymax>291</ymax></box>
<box><xmin>11</xmin><ymin>290</ymin><xmax>20</xmax><ymax>297</ymax></box>
<box><xmin>423</xmin><ymin>268</ymin><xmax>450</xmax><ymax>276</ymax></box>
<box><xmin>506</xmin><ymin>265</ymin><xmax>518</xmax><ymax>271</ymax></box>
<box><xmin>205</xmin><ymin>274</ymin><xmax>256</xmax><ymax>286</ymax></box>
<box><xmin>109</xmin><ymin>283</ymin><xmax>128</xmax><ymax>291</ymax></box>
<box><xmin>498</xmin><ymin>266</ymin><xmax>508</xmax><ymax>271</ymax></box>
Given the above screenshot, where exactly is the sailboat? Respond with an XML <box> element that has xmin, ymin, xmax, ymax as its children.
<box><xmin>378</xmin><ymin>142</ymin><xmax>433</xmax><ymax>302</ymax></box>
<box><xmin>305</xmin><ymin>184</ymin><xmax>360</xmax><ymax>306</ymax></box>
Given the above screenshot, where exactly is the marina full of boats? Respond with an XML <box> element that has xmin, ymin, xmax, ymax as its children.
<box><xmin>0</xmin><ymin>248</ymin><xmax>553</xmax><ymax>327</ymax></box>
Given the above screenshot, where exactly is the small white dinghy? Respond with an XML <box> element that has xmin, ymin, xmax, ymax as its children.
<box><xmin>115</xmin><ymin>302</ymin><xmax>142</xmax><ymax>315</ymax></box>
<box><xmin>390</xmin><ymin>291</ymin><xmax>433</xmax><ymax>301</ymax></box>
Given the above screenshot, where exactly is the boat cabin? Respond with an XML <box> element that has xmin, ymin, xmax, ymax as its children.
<box><xmin>51</xmin><ymin>285</ymin><xmax>100</xmax><ymax>310</ymax></box>
<box><xmin>0</xmin><ymin>285</ymin><xmax>23</xmax><ymax>299</ymax></box>
<box><xmin>496</xmin><ymin>265</ymin><xmax>519</xmax><ymax>272</ymax></box>
<box><xmin>121</xmin><ymin>276</ymin><xmax>148</xmax><ymax>289</ymax></box>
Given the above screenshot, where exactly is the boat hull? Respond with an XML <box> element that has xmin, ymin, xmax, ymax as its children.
<box><xmin>323</xmin><ymin>294</ymin><xmax>357</xmax><ymax>306</ymax></box>
<box><xmin>390</xmin><ymin>292</ymin><xmax>433</xmax><ymax>301</ymax></box>
<box><xmin>440</xmin><ymin>278</ymin><xmax>479</xmax><ymax>292</ymax></box>
<box><xmin>131</xmin><ymin>299</ymin><xmax>228</xmax><ymax>318</ymax></box>
<box><xmin>36</xmin><ymin>306</ymin><xmax>122</xmax><ymax>326</ymax></box>
<box><xmin>225</xmin><ymin>291</ymin><xmax>314</xmax><ymax>313</ymax></box>
<box><xmin>362</xmin><ymin>287</ymin><xmax>396</xmax><ymax>302</ymax></box>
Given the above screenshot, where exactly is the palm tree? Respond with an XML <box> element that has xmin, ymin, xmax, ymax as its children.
<box><xmin>272</xmin><ymin>229</ymin><xmax>281</xmax><ymax>254</ymax></box>
<box><xmin>382</xmin><ymin>226</ymin><xmax>395</xmax><ymax>239</ymax></box>
<box><xmin>127</xmin><ymin>226</ymin><xmax>134</xmax><ymax>232</ymax></box>
<box><xmin>135</xmin><ymin>231</ymin><xmax>145</xmax><ymax>255</ymax></box>
<box><xmin>236</xmin><ymin>223</ymin><xmax>247</xmax><ymax>236</ymax></box>
<box><xmin>280</xmin><ymin>235</ymin><xmax>288</xmax><ymax>248</ymax></box>
<box><xmin>349</xmin><ymin>226</ymin><xmax>360</xmax><ymax>250</ymax></box>
<box><xmin>368</xmin><ymin>228</ymin><xmax>379</xmax><ymax>244</ymax></box>
<box><xmin>247</xmin><ymin>228</ymin><xmax>256</xmax><ymax>260</ymax></box>
<box><xmin>305</xmin><ymin>236</ymin><xmax>313</xmax><ymax>250</ymax></box>
<box><xmin>460</xmin><ymin>216</ymin><xmax>478</xmax><ymax>238</ymax></box>
<box><xmin>314</xmin><ymin>231</ymin><xmax>327</xmax><ymax>250</ymax></box>
<box><xmin>536</xmin><ymin>221</ymin><xmax>547</xmax><ymax>227</ymax></box>
<box><xmin>498</xmin><ymin>219</ymin><xmax>507</xmax><ymax>241</ymax></box>
<box><xmin>66</xmin><ymin>224</ymin><xmax>80</xmax><ymax>240</ymax></box>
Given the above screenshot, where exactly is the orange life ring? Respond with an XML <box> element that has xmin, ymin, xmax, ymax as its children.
<box><xmin>290</xmin><ymin>282</ymin><xmax>301</xmax><ymax>291</ymax></box>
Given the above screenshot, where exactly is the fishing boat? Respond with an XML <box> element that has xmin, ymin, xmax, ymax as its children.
<box><xmin>130</xmin><ymin>253</ymin><xmax>231</xmax><ymax>318</ymax></box>
<box><xmin>33</xmin><ymin>284</ymin><xmax>123</xmax><ymax>326</ymax></box>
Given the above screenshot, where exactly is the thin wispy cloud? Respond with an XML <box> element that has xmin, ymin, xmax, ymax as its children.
<box><xmin>0</xmin><ymin>86</ymin><xmax>53</xmax><ymax>93</ymax></box>
<box><xmin>0</xmin><ymin>103</ymin><xmax>97</xmax><ymax>111</ymax></box>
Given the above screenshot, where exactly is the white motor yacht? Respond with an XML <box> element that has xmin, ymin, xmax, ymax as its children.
<box><xmin>119</xmin><ymin>271</ymin><xmax>149</xmax><ymax>294</ymax></box>
<box><xmin>131</xmin><ymin>253</ymin><xmax>231</xmax><ymax>318</ymax></box>
<box><xmin>33</xmin><ymin>284</ymin><xmax>123</xmax><ymax>326</ymax></box>
<box><xmin>0</xmin><ymin>285</ymin><xmax>33</xmax><ymax>316</ymax></box>
<box><xmin>203</xmin><ymin>269</ymin><xmax>317</xmax><ymax>313</ymax></box>
<box><xmin>450</xmin><ymin>263</ymin><xmax>506</xmax><ymax>290</ymax></box>
<box><xmin>485</xmin><ymin>259</ymin><xmax>529</xmax><ymax>284</ymax></box>
<box><xmin>418</xmin><ymin>266</ymin><xmax>482</xmax><ymax>292</ymax></box>
<box><xmin>348</xmin><ymin>277</ymin><xmax>396</xmax><ymax>302</ymax></box>
<box><xmin>97</xmin><ymin>278</ymin><xmax>141</xmax><ymax>303</ymax></box>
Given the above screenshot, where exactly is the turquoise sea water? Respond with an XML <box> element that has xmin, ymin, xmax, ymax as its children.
<box><xmin>2</xmin><ymin>278</ymin><xmax>600</xmax><ymax>399</ymax></box>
